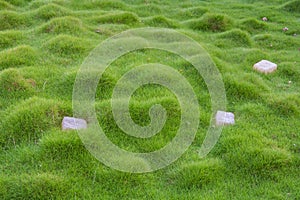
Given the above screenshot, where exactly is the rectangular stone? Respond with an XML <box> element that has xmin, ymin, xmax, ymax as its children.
<box><xmin>253</xmin><ymin>60</ymin><xmax>277</xmax><ymax>74</ymax></box>
<box><xmin>215</xmin><ymin>111</ymin><xmax>235</xmax><ymax>126</ymax></box>
<box><xmin>62</xmin><ymin>117</ymin><xmax>87</xmax><ymax>130</ymax></box>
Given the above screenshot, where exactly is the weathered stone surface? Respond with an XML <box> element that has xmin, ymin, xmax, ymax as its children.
<box><xmin>215</xmin><ymin>111</ymin><xmax>235</xmax><ymax>126</ymax></box>
<box><xmin>253</xmin><ymin>60</ymin><xmax>277</xmax><ymax>74</ymax></box>
<box><xmin>62</xmin><ymin>116</ymin><xmax>87</xmax><ymax>130</ymax></box>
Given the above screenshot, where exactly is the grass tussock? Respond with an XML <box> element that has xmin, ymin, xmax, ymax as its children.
<box><xmin>253</xmin><ymin>34</ymin><xmax>300</xmax><ymax>50</ymax></box>
<box><xmin>215</xmin><ymin>29</ymin><xmax>252</xmax><ymax>48</ymax></box>
<box><xmin>143</xmin><ymin>15</ymin><xmax>179</xmax><ymax>28</ymax></box>
<box><xmin>0</xmin><ymin>97</ymin><xmax>71</xmax><ymax>147</ymax></box>
<box><xmin>281</xmin><ymin>0</ymin><xmax>300</xmax><ymax>13</ymax></box>
<box><xmin>268</xmin><ymin>93</ymin><xmax>300</xmax><ymax>116</ymax></box>
<box><xmin>0</xmin><ymin>68</ymin><xmax>35</xmax><ymax>99</ymax></box>
<box><xmin>0</xmin><ymin>173</ymin><xmax>70</xmax><ymax>200</ymax></box>
<box><xmin>79</xmin><ymin>0</ymin><xmax>127</xmax><ymax>10</ymax></box>
<box><xmin>4</xmin><ymin>0</ymin><xmax>33</xmax><ymax>6</ymax></box>
<box><xmin>172</xmin><ymin>158</ymin><xmax>225</xmax><ymax>189</ymax></box>
<box><xmin>34</xmin><ymin>3</ymin><xmax>71</xmax><ymax>20</ymax></box>
<box><xmin>39</xmin><ymin>130</ymin><xmax>85</xmax><ymax>160</ymax></box>
<box><xmin>94</xmin><ymin>12</ymin><xmax>139</xmax><ymax>25</ymax></box>
<box><xmin>187</xmin><ymin>13</ymin><xmax>233</xmax><ymax>32</ymax></box>
<box><xmin>39</xmin><ymin>16</ymin><xmax>86</xmax><ymax>35</ymax></box>
<box><xmin>44</xmin><ymin>34</ymin><xmax>91</xmax><ymax>57</ymax></box>
<box><xmin>178</xmin><ymin>6</ymin><xmax>208</xmax><ymax>19</ymax></box>
<box><xmin>0</xmin><ymin>45</ymin><xmax>37</xmax><ymax>70</ymax></box>
<box><xmin>0</xmin><ymin>30</ymin><xmax>24</xmax><ymax>50</ymax></box>
<box><xmin>224</xmin><ymin>72</ymin><xmax>269</xmax><ymax>100</ymax></box>
<box><xmin>239</xmin><ymin>18</ymin><xmax>267</xmax><ymax>34</ymax></box>
<box><xmin>0</xmin><ymin>0</ymin><xmax>14</xmax><ymax>10</ymax></box>
<box><xmin>0</xmin><ymin>11</ymin><xmax>28</xmax><ymax>30</ymax></box>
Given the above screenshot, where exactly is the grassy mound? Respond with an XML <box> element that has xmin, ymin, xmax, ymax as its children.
<box><xmin>0</xmin><ymin>97</ymin><xmax>71</xmax><ymax>147</ymax></box>
<box><xmin>0</xmin><ymin>45</ymin><xmax>37</xmax><ymax>70</ymax></box>
<box><xmin>39</xmin><ymin>16</ymin><xmax>86</xmax><ymax>35</ymax></box>
<box><xmin>143</xmin><ymin>15</ymin><xmax>179</xmax><ymax>28</ymax></box>
<box><xmin>0</xmin><ymin>68</ymin><xmax>35</xmax><ymax>101</ymax></box>
<box><xmin>0</xmin><ymin>30</ymin><xmax>24</xmax><ymax>50</ymax></box>
<box><xmin>172</xmin><ymin>158</ymin><xmax>225</xmax><ymax>189</ymax></box>
<box><xmin>239</xmin><ymin>18</ymin><xmax>267</xmax><ymax>34</ymax></box>
<box><xmin>34</xmin><ymin>3</ymin><xmax>71</xmax><ymax>20</ymax></box>
<box><xmin>44</xmin><ymin>34</ymin><xmax>91</xmax><ymax>57</ymax></box>
<box><xmin>214</xmin><ymin>29</ymin><xmax>252</xmax><ymax>48</ymax></box>
<box><xmin>269</xmin><ymin>93</ymin><xmax>300</xmax><ymax>116</ymax></box>
<box><xmin>281</xmin><ymin>0</ymin><xmax>300</xmax><ymax>12</ymax></box>
<box><xmin>242</xmin><ymin>48</ymin><xmax>270</xmax><ymax>66</ymax></box>
<box><xmin>94</xmin><ymin>12</ymin><xmax>139</xmax><ymax>25</ymax></box>
<box><xmin>0</xmin><ymin>11</ymin><xmax>28</xmax><ymax>30</ymax></box>
<box><xmin>279</xmin><ymin>62</ymin><xmax>300</xmax><ymax>79</ymax></box>
<box><xmin>253</xmin><ymin>34</ymin><xmax>300</xmax><ymax>50</ymax></box>
<box><xmin>187</xmin><ymin>13</ymin><xmax>233</xmax><ymax>32</ymax></box>
<box><xmin>70</xmin><ymin>0</ymin><xmax>127</xmax><ymax>10</ymax></box>
<box><xmin>178</xmin><ymin>6</ymin><xmax>208</xmax><ymax>19</ymax></box>
<box><xmin>95</xmin><ymin>96</ymin><xmax>181</xmax><ymax>153</ymax></box>
<box><xmin>131</xmin><ymin>4</ymin><xmax>162</xmax><ymax>17</ymax></box>
<box><xmin>4</xmin><ymin>0</ymin><xmax>33</xmax><ymax>6</ymax></box>
<box><xmin>0</xmin><ymin>173</ymin><xmax>70</xmax><ymax>200</ymax></box>
<box><xmin>224</xmin><ymin>72</ymin><xmax>269</xmax><ymax>100</ymax></box>
<box><xmin>0</xmin><ymin>0</ymin><xmax>14</xmax><ymax>10</ymax></box>
<box><xmin>38</xmin><ymin>130</ymin><xmax>85</xmax><ymax>160</ymax></box>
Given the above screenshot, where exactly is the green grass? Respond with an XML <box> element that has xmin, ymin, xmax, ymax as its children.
<box><xmin>0</xmin><ymin>0</ymin><xmax>299</xmax><ymax>199</ymax></box>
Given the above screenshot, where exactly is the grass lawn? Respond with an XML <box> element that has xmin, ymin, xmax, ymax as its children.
<box><xmin>0</xmin><ymin>0</ymin><xmax>300</xmax><ymax>199</ymax></box>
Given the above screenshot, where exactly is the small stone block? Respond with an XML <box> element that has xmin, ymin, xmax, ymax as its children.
<box><xmin>62</xmin><ymin>117</ymin><xmax>87</xmax><ymax>130</ymax></box>
<box><xmin>253</xmin><ymin>60</ymin><xmax>277</xmax><ymax>74</ymax></box>
<box><xmin>215</xmin><ymin>111</ymin><xmax>235</xmax><ymax>126</ymax></box>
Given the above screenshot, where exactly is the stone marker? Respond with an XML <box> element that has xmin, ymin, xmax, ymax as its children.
<box><xmin>215</xmin><ymin>111</ymin><xmax>235</xmax><ymax>126</ymax></box>
<box><xmin>253</xmin><ymin>60</ymin><xmax>277</xmax><ymax>74</ymax></box>
<box><xmin>62</xmin><ymin>117</ymin><xmax>87</xmax><ymax>130</ymax></box>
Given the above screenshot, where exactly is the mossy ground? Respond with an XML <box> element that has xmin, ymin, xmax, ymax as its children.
<box><xmin>0</xmin><ymin>0</ymin><xmax>299</xmax><ymax>199</ymax></box>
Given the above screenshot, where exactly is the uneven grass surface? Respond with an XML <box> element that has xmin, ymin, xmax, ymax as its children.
<box><xmin>0</xmin><ymin>0</ymin><xmax>300</xmax><ymax>199</ymax></box>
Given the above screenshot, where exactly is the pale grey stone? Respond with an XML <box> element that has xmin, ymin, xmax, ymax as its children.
<box><xmin>216</xmin><ymin>111</ymin><xmax>235</xmax><ymax>126</ymax></box>
<box><xmin>253</xmin><ymin>60</ymin><xmax>277</xmax><ymax>74</ymax></box>
<box><xmin>62</xmin><ymin>117</ymin><xmax>87</xmax><ymax>130</ymax></box>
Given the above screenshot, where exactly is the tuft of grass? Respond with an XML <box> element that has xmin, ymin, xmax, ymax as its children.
<box><xmin>131</xmin><ymin>4</ymin><xmax>162</xmax><ymax>17</ymax></box>
<box><xmin>93</xmin><ymin>12</ymin><xmax>139</xmax><ymax>25</ymax></box>
<box><xmin>0</xmin><ymin>97</ymin><xmax>71</xmax><ymax>147</ymax></box>
<box><xmin>0</xmin><ymin>30</ymin><xmax>24</xmax><ymax>50</ymax></box>
<box><xmin>242</xmin><ymin>48</ymin><xmax>270</xmax><ymax>66</ymax></box>
<box><xmin>253</xmin><ymin>34</ymin><xmax>300</xmax><ymax>50</ymax></box>
<box><xmin>0</xmin><ymin>68</ymin><xmax>35</xmax><ymax>101</ymax></box>
<box><xmin>214</xmin><ymin>29</ymin><xmax>252</xmax><ymax>48</ymax></box>
<box><xmin>0</xmin><ymin>173</ymin><xmax>70</xmax><ymax>200</ymax></box>
<box><xmin>268</xmin><ymin>93</ymin><xmax>300</xmax><ymax>116</ymax></box>
<box><xmin>281</xmin><ymin>0</ymin><xmax>300</xmax><ymax>13</ymax></box>
<box><xmin>143</xmin><ymin>15</ymin><xmax>179</xmax><ymax>28</ymax></box>
<box><xmin>224</xmin><ymin>72</ymin><xmax>269</xmax><ymax>100</ymax></box>
<box><xmin>238</xmin><ymin>18</ymin><xmax>267</xmax><ymax>34</ymax></box>
<box><xmin>171</xmin><ymin>158</ymin><xmax>225</xmax><ymax>189</ymax></box>
<box><xmin>0</xmin><ymin>0</ymin><xmax>14</xmax><ymax>10</ymax></box>
<box><xmin>44</xmin><ymin>34</ymin><xmax>92</xmax><ymax>57</ymax></box>
<box><xmin>226</xmin><ymin>146</ymin><xmax>292</xmax><ymax>176</ymax></box>
<box><xmin>39</xmin><ymin>16</ymin><xmax>86</xmax><ymax>35</ymax></box>
<box><xmin>70</xmin><ymin>0</ymin><xmax>127</xmax><ymax>10</ymax></box>
<box><xmin>38</xmin><ymin>130</ymin><xmax>85</xmax><ymax>160</ymax></box>
<box><xmin>187</xmin><ymin>13</ymin><xmax>233</xmax><ymax>32</ymax></box>
<box><xmin>0</xmin><ymin>11</ymin><xmax>28</xmax><ymax>30</ymax></box>
<box><xmin>0</xmin><ymin>45</ymin><xmax>37</xmax><ymax>70</ymax></box>
<box><xmin>4</xmin><ymin>0</ymin><xmax>32</xmax><ymax>6</ymax></box>
<box><xmin>33</xmin><ymin>3</ymin><xmax>71</xmax><ymax>20</ymax></box>
<box><xmin>178</xmin><ymin>6</ymin><xmax>208</xmax><ymax>19</ymax></box>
